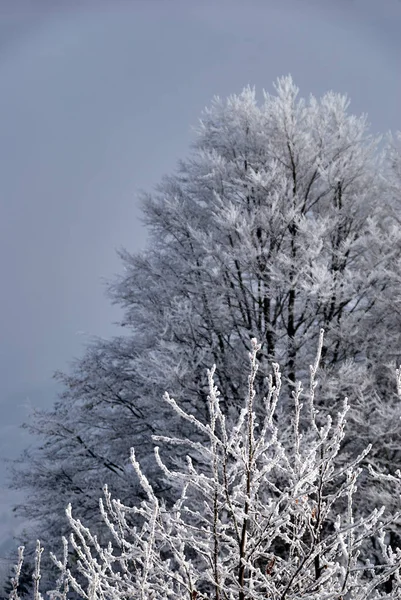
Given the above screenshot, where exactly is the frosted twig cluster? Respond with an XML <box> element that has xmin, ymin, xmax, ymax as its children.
<box><xmin>11</xmin><ymin>332</ymin><xmax>401</xmax><ymax>599</ymax></box>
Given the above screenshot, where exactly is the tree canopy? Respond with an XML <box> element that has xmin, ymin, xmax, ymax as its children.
<box><xmin>8</xmin><ymin>77</ymin><xmax>401</xmax><ymax>586</ymax></box>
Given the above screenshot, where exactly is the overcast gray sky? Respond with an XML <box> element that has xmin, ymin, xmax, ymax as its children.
<box><xmin>0</xmin><ymin>0</ymin><xmax>400</xmax><ymax>571</ymax></box>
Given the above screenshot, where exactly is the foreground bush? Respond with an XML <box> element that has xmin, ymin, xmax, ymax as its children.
<box><xmin>9</xmin><ymin>333</ymin><xmax>401</xmax><ymax>598</ymax></box>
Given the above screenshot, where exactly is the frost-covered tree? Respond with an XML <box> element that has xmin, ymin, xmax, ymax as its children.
<box><xmin>9</xmin><ymin>334</ymin><xmax>401</xmax><ymax>599</ymax></box>
<box><xmin>9</xmin><ymin>77</ymin><xmax>401</xmax><ymax>581</ymax></box>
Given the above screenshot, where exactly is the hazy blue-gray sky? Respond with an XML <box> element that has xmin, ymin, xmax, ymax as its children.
<box><xmin>0</xmin><ymin>0</ymin><xmax>400</xmax><ymax>570</ymax></box>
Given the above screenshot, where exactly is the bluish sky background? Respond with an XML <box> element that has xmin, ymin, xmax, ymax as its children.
<box><xmin>0</xmin><ymin>0</ymin><xmax>400</xmax><ymax>576</ymax></box>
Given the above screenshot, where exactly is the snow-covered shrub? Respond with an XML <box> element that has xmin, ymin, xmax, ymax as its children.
<box><xmin>10</xmin><ymin>333</ymin><xmax>401</xmax><ymax>598</ymax></box>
